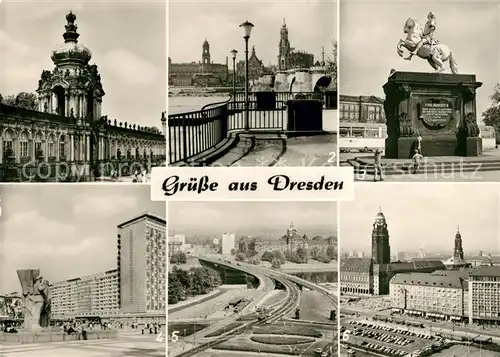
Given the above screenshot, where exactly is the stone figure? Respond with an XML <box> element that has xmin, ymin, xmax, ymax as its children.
<box><xmin>396</xmin><ymin>13</ymin><xmax>459</xmax><ymax>74</ymax></box>
<box><xmin>16</xmin><ymin>269</ymin><xmax>51</xmax><ymax>330</ymax></box>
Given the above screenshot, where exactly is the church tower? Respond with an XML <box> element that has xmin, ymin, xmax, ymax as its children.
<box><xmin>371</xmin><ymin>209</ymin><xmax>391</xmax><ymax>264</ymax></box>
<box><xmin>202</xmin><ymin>39</ymin><xmax>211</xmax><ymax>65</ymax></box>
<box><xmin>37</xmin><ymin>11</ymin><xmax>104</xmax><ymax>120</ymax></box>
<box><xmin>277</xmin><ymin>18</ymin><xmax>291</xmax><ymax>71</ymax></box>
<box><xmin>453</xmin><ymin>227</ymin><xmax>465</xmax><ymax>261</ymax></box>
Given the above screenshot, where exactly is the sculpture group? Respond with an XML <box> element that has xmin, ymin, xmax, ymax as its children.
<box><xmin>397</xmin><ymin>12</ymin><xmax>459</xmax><ymax>74</ymax></box>
<box><xmin>16</xmin><ymin>269</ymin><xmax>51</xmax><ymax>330</ymax></box>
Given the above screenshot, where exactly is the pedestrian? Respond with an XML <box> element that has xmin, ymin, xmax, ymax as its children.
<box><xmin>411</xmin><ymin>149</ymin><xmax>424</xmax><ymax>174</ymax></box>
<box><xmin>373</xmin><ymin>149</ymin><xmax>384</xmax><ymax>181</ymax></box>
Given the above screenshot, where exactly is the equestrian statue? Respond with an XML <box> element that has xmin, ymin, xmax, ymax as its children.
<box><xmin>397</xmin><ymin>12</ymin><xmax>459</xmax><ymax>74</ymax></box>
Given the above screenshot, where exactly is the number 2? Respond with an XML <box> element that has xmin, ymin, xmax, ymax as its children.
<box><xmin>327</xmin><ymin>150</ymin><xmax>336</xmax><ymax>163</ymax></box>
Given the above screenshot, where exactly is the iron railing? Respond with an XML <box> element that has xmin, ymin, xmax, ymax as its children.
<box><xmin>168</xmin><ymin>91</ymin><xmax>337</xmax><ymax>165</ymax></box>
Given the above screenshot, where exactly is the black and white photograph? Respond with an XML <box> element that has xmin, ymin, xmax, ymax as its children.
<box><xmin>339</xmin><ymin>184</ymin><xmax>500</xmax><ymax>357</ymax></box>
<box><xmin>0</xmin><ymin>185</ymin><xmax>167</xmax><ymax>356</ymax></box>
<box><xmin>0</xmin><ymin>1</ymin><xmax>167</xmax><ymax>183</ymax></box>
<box><xmin>168</xmin><ymin>0</ymin><xmax>338</xmax><ymax>167</ymax></box>
<box><xmin>167</xmin><ymin>201</ymin><xmax>338</xmax><ymax>357</ymax></box>
<box><xmin>338</xmin><ymin>1</ymin><xmax>500</xmax><ymax>182</ymax></box>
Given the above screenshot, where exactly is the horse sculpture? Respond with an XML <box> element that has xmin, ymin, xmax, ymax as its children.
<box><xmin>397</xmin><ymin>18</ymin><xmax>459</xmax><ymax>74</ymax></box>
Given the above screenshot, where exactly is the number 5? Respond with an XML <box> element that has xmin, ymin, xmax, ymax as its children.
<box><xmin>171</xmin><ymin>330</ymin><xmax>179</xmax><ymax>343</ymax></box>
<box><xmin>327</xmin><ymin>151</ymin><xmax>336</xmax><ymax>163</ymax></box>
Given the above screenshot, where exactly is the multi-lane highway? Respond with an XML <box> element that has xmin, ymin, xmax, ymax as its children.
<box><xmin>169</xmin><ymin>255</ymin><xmax>337</xmax><ymax>357</ymax></box>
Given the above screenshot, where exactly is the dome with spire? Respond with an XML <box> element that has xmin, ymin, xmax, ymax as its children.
<box><xmin>51</xmin><ymin>11</ymin><xmax>92</xmax><ymax>67</ymax></box>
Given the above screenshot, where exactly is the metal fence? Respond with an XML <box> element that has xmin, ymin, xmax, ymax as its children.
<box><xmin>168</xmin><ymin>91</ymin><xmax>337</xmax><ymax>165</ymax></box>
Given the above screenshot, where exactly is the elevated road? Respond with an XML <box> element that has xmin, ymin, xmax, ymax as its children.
<box><xmin>172</xmin><ymin>257</ymin><xmax>301</xmax><ymax>357</ymax></box>
<box><xmin>199</xmin><ymin>256</ymin><xmax>337</xmax><ymax>308</ymax></box>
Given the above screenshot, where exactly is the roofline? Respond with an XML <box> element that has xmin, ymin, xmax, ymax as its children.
<box><xmin>117</xmin><ymin>212</ymin><xmax>166</xmax><ymax>228</ymax></box>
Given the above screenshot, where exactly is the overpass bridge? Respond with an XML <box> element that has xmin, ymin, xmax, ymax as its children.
<box><xmin>198</xmin><ymin>256</ymin><xmax>337</xmax><ymax>308</ymax></box>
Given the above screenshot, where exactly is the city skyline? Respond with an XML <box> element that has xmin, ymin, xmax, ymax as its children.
<box><xmin>340</xmin><ymin>1</ymin><xmax>500</xmax><ymax>118</ymax></box>
<box><xmin>169</xmin><ymin>0</ymin><xmax>337</xmax><ymax>67</ymax></box>
<box><xmin>168</xmin><ymin>201</ymin><xmax>337</xmax><ymax>238</ymax></box>
<box><xmin>0</xmin><ymin>185</ymin><xmax>165</xmax><ymax>294</ymax></box>
<box><xmin>340</xmin><ymin>184</ymin><xmax>500</xmax><ymax>255</ymax></box>
<box><xmin>0</xmin><ymin>1</ymin><xmax>166</xmax><ymax>128</ymax></box>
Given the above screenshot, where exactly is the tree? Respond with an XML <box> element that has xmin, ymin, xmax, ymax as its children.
<box><xmin>325</xmin><ymin>40</ymin><xmax>337</xmax><ymax>91</ymax></box>
<box><xmin>271</xmin><ymin>259</ymin><xmax>281</xmax><ymax>269</ymax></box>
<box><xmin>273</xmin><ymin>250</ymin><xmax>286</xmax><ymax>265</ymax></box>
<box><xmin>238</xmin><ymin>239</ymin><xmax>247</xmax><ymax>253</ymax></box>
<box><xmin>235</xmin><ymin>253</ymin><xmax>246</xmax><ymax>262</ymax></box>
<box><xmin>230</xmin><ymin>248</ymin><xmax>237</xmax><ymax>255</ymax></box>
<box><xmin>296</xmin><ymin>247</ymin><xmax>308</xmax><ymax>264</ymax></box>
<box><xmin>317</xmin><ymin>252</ymin><xmax>332</xmax><ymax>264</ymax></box>
<box><xmin>170</xmin><ymin>252</ymin><xmax>187</xmax><ymax>265</ymax></box>
<box><xmin>1</xmin><ymin>92</ymin><xmax>39</xmax><ymax>110</ymax></box>
<box><xmin>261</xmin><ymin>251</ymin><xmax>274</xmax><ymax>262</ymax></box>
<box><xmin>326</xmin><ymin>246</ymin><xmax>336</xmax><ymax>260</ymax></box>
<box><xmin>482</xmin><ymin>83</ymin><xmax>500</xmax><ymax>140</ymax></box>
<box><xmin>311</xmin><ymin>247</ymin><xmax>321</xmax><ymax>260</ymax></box>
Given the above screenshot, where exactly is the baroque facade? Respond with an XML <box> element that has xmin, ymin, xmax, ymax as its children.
<box><xmin>0</xmin><ymin>12</ymin><xmax>166</xmax><ymax>182</ymax></box>
<box><xmin>168</xmin><ymin>39</ymin><xmax>229</xmax><ymax>87</ymax></box>
<box><xmin>253</xmin><ymin>222</ymin><xmax>335</xmax><ymax>256</ymax></box>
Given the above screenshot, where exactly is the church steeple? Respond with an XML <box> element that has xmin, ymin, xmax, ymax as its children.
<box><xmin>453</xmin><ymin>226</ymin><xmax>464</xmax><ymax>260</ymax></box>
<box><xmin>278</xmin><ymin>18</ymin><xmax>291</xmax><ymax>71</ymax></box>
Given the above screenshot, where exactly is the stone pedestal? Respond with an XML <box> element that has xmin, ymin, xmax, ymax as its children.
<box><xmin>383</xmin><ymin>71</ymin><xmax>483</xmax><ymax>159</ymax></box>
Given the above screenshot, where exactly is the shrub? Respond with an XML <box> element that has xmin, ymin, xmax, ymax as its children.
<box><xmin>253</xmin><ymin>325</ymin><xmax>322</xmax><ymax>338</ymax></box>
<box><xmin>250</xmin><ymin>335</ymin><xmax>315</xmax><ymax>345</ymax></box>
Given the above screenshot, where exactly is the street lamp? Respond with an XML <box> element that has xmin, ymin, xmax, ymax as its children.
<box><xmin>239</xmin><ymin>20</ymin><xmax>254</xmax><ymax>131</ymax></box>
<box><xmin>230</xmin><ymin>49</ymin><xmax>238</xmax><ymax>103</ymax></box>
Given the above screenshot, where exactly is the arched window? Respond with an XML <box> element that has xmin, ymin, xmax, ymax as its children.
<box><xmin>19</xmin><ymin>131</ymin><xmax>29</xmax><ymax>158</ymax></box>
<box><xmin>35</xmin><ymin>132</ymin><xmax>44</xmax><ymax>159</ymax></box>
<box><xmin>2</xmin><ymin>129</ymin><xmax>15</xmax><ymax>158</ymax></box>
<box><xmin>59</xmin><ymin>135</ymin><xmax>67</xmax><ymax>160</ymax></box>
<box><xmin>47</xmin><ymin>134</ymin><xmax>56</xmax><ymax>158</ymax></box>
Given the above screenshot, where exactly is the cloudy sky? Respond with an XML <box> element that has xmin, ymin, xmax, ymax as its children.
<box><xmin>169</xmin><ymin>201</ymin><xmax>337</xmax><ymax>238</ymax></box>
<box><xmin>340</xmin><ymin>0</ymin><xmax>500</xmax><ymax>119</ymax></box>
<box><xmin>340</xmin><ymin>184</ymin><xmax>500</xmax><ymax>255</ymax></box>
<box><xmin>0</xmin><ymin>0</ymin><xmax>166</xmax><ymax>128</ymax></box>
<box><xmin>169</xmin><ymin>0</ymin><xmax>337</xmax><ymax>67</ymax></box>
<box><xmin>0</xmin><ymin>185</ymin><xmax>165</xmax><ymax>294</ymax></box>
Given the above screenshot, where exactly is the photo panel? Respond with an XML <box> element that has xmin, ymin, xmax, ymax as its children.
<box><xmin>0</xmin><ymin>185</ymin><xmax>167</xmax><ymax>356</ymax></box>
<box><xmin>167</xmin><ymin>201</ymin><xmax>338</xmax><ymax>356</ymax></box>
<box><xmin>339</xmin><ymin>183</ymin><xmax>500</xmax><ymax>356</ymax></box>
<box><xmin>168</xmin><ymin>0</ymin><xmax>338</xmax><ymax>167</ymax></box>
<box><xmin>339</xmin><ymin>0</ymin><xmax>500</xmax><ymax>182</ymax></box>
<box><xmin>0</xmin><ymin>1</ymin><xmax>167</xmax><ymax>183</ymax></box>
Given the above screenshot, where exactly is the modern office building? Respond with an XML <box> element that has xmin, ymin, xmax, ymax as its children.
<box><xmin>117</xmin><ymin>212</ymin><xmax>166</xmax><ymax>314</ymax></box>
<box><xmin>49</xmin><ymin>212</ymin><xmax>166</xmax><ymax>323</ymax></box>
<box><xmin>221</xmin><ymin>233</ymin><xmax>235</xmax><ymax>255</ymax></box>
<box><xmin>468</xmin><ymin>266</ymin><xmax>500</xmax><ymax>324</ymax></box>
<box><xmin>389</xmin><ymin>270</ymin><xmax>469</xmax><ymax>321</ymax></box>
<box><xmin>51</xmin><ymin>269</ymin><xmax>119</xmax><ymax>318</ymax></box>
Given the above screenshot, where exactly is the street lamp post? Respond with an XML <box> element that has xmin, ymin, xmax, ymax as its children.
<box><xmin>239</xmin><ymin>20</ymin><xmax>254</xmax><ymax>131</ymax></box>
<box><xmin>230</xmin><ymin>49</ymin><xmax>238</xmax><ymax>103</ymax></box>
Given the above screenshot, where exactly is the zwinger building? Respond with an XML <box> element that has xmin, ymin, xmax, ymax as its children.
<box><xmin>0</xmin><ymin>12</ymin><xmax>166</xmax><ymax>182</ymax></box>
